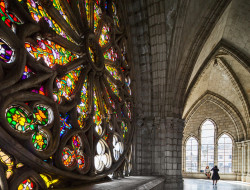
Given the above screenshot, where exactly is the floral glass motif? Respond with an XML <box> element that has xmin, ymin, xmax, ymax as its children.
<box><xmin>62</xmin><ymin>135</ymin><xmax>85</xmax><ymax>169</ymax></box>
<box><xmin>0</xmin><ymin>0</ymin><xmax>21</xmax><ymax>30</ymax></box>
<box><xmin>99</xmin><ymin>24</ymin><xmax>111</xmax><ymax>47</ymax></box>
<box><xmin>25</xmin><ymin>40</ymin><xmax>78</xmax><ymax>68</ymax></box>
<box><xmin>60</xmin><ymin>114</ymin><xmax>72</xmax><ymax>136</ymax></box>
<box><xmin>6</xmin><ymin>105</ymin><xmax>53</xmax><ymax>151</ymax></box>
<box><xmin>0</xmin><ymin>39</ymin><xmax>15</xmax><ymax>63</ymax></box>
<box><xmin>53</xmin><ymin>67</ymin><xmax>82</xmax><ymax>103</ymax></box>
<box><xmin>25</xmin><ymin>0</ymin><xmax>72</xmax><ymax>41</ymax></box>
<box><xmin>18</xmin><ymin>179</ymin><xmax>35</xmax><ymax>190</ymax></box>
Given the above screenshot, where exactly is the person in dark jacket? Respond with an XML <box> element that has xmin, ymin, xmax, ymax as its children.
<box><xmin>211</xmin><ymin>166</ymin><xmax>220</xmax><ymax>185</ymax></box>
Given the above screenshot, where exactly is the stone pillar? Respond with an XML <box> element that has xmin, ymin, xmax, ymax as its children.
<box><xmin>247</xmin><ymin>142</ymin><xmax>250</xmax><ymax>182</ymax></box>
<box><xmin>237</xmin><ymin>143</ymin><xmax>242</xmax><ymax>181</ymax></box>
<box><xmin>182</xmin><ymin>143</ymin><xmax>186</xmax><ymax>172</ymax></box>
<box><xmin>242</xmin><ymin>143</ymin><xmax>247</xmax><ymax>182</ymax></box>
<box><xmin>154</xmin><ymin>117</ymin><xmax>184</xmax><ymax>190</ymax></box>
<box><xmin>214</xmin><ymin>142</ymin><xmax>218</xmax><ymax>167</ymax></box>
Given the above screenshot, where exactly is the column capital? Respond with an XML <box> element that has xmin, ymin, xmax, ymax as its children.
<box><xmin>236</xmin><ymin>143</ymin><xmax>242</xmax><ymax>148</ymax></box>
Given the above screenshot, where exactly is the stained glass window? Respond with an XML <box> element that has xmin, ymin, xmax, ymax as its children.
<box><xmin>0</xmin><ymin>0</ymin><xmax>133</xmax><ymax>186</ymax></box>
<box><xmin>218</xmin><ymin>134</ymin><xmax>232</xmax><ymax>173</ymax></box>
<box><xmin>0</xmin><ymin>39</ymin><xmax>15</xmax><ymax>63</ymax></box>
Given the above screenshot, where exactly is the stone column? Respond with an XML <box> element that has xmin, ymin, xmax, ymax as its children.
<box><xmin>214</xmin><ymin>142</ymin><xmax>218</xmax><ymax>167</ymax></box>
<box><xmin>182</xmin><ymin>143</ymin><xmax>186</xmax><ymax>172</ymax></box>
<box><xmin>242</xmin><ymin>142</ymin><xmax>247</xmax><ymax>182</ymax></box>
<box><xmin>247</xmin><ymin>142</ymin><xmax>250</xmax><ymax>182</ymax></box>
<box><xmin>152</xmin><ymin>117</ymin><xmax>184</xmax><ymax>190</ymax></box>
<box><xmin>237</xmin><ymin>143</ymin><xmax>242</xmax><ymax>181</ymax></box>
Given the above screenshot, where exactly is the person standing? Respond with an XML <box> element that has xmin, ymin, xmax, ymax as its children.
<box><xmin>211</xmin><ymin>166</ymin><xmax>220</xmax><ymax>185</ymax></box>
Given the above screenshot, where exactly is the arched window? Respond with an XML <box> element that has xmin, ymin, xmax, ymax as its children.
<box><xmin>186</xmin><ymin>137</ymin><xmax>198</xmax><ymax>172</ymax></box>
<box><xmin>218</xmin><ymin>134</ymin><xmax>232</xmax><ymax>173</ymax></box>
<box><xmin>201</xmin><ymin>120</ymin><xmax>215</xmax><ymax>170</ymax></box>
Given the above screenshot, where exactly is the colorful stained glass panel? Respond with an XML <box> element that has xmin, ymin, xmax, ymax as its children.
<box><xmin>93</xmin><ymin>88</ymin><xmax>102</xmax><ymax>127</ymax></box>
<box><xmin>25</xmin><ymin>40</ymin><xmax>78</xmax><ymax>68</ymax></box>
<box><xmin>77</xmin><ymin>77</ymin><xmax>88</xmax><ymax>128</ymax></box>
<box><xmin>25</xmin><ymin>0</ymin><xmax>72</xmax><ymax>41</ymax></box>
<box><xmin>32</xmin><ymin>130</ymin><xmax>48</xmax><ymax>151</ymax></box>
<box><xmin>0</xmin><ymin>39</ymin><xmax>14</xmax><ymax>63</ymax></box>
<box><xmin>105</xmin><ymin>65</ymin><xmax>121</xmax><ymax>81</ymax></box>
<box><xmin>121</xmin><ymin>121</ymin><xmax>128</xmax><ymax>138</ymax></box>
<box><xmin>99</xmin><ymin>24</ymin><xmax>110</xmax><ymax>46</ymax></box>
<box><xmin>18</xmin><ymin>179</ymin><xmax>35</xmax><ymax>190</ymax></box>
<box><xmin>60</xmin><ymin>114</ymin><xmax>72</xmax><ymax>136</ymax></box>
<box><xmin>51</xmin><ymin>0</ymin><xmax>74</xmax><ymax>29</ymax></box>
<box><xmin>106</xmin><ymin>78</ymin><xmax>120</xmax><ymax>100</ymax></box>
<box><xmin>53</xmin><ymin>66</ymin><xmax>82</xmax><ymax>103</ymax></box>
<box><xmin>0</xmin><ymin>0</ymin><xmax>21</xmax><ymax>30</ymax></box>
<box><xmin>112</xmin><ymin>2</ymin><xmax>119</xmax><ymax>27</ymax></box>
<box><xmin>103</xmin><ymin>47</ymin><xmax>118</xmax><ymax>62</ymax></box>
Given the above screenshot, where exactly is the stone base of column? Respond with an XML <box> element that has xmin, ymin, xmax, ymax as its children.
<box><xmin>241</xmin><ymin>173</ymin><xmax>247</xmax><ymax>182</ymax></box>
<box><xmin>246</xmin><ymin>174</ymin><xmax>250</xmax><ymax>183</ymax></box>
<box><xmin>236</xmin><ymin>173</ymin><xmax>242</xmax><ymax>181</ymax></box>
<box><xmin>164</xmin><ymin>178</ymin><xmax>183</xmax><ymax>190</ymax></box>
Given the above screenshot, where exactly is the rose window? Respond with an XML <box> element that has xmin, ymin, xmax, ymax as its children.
<box><xmin>0</xmin><ymin>0</ymin><xmax>133</xmax><ymax>188</ymax></box>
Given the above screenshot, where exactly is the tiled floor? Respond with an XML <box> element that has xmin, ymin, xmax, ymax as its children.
<box><xmin>184</xmin><ymin>178</ymin><xmax>250</xmax><ymax>190</ymax></box>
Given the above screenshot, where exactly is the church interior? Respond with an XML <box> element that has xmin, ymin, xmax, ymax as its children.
<box><xmin>0</xmin><ymin>0</ymin><xmax>249</xmax><ymax>189</ymax></box>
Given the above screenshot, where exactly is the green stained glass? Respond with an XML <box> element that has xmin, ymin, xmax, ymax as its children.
<box><xmin>6</xmin><ymin>105</ymin><xmax>52</xmax><ymax>151</ymax></box>
<box><xmin>5</xmin><ymin>106</ymin><xmax>33</xmax><ymax>132</ymax></box>
<box><xmin>53</xmin><ymin>66</ymin><xmax>82</xmax><ymax>103</ymax></box>
<box><xmin>32</xmin><ymin>131</ymin><xmax>49</xmax><ymax>151</ymax></box>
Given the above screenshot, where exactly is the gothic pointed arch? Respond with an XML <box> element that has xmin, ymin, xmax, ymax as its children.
<box><xmin>184</xmin><ymin>91</ymin><xmax>246</xmax><ymax>141</ymax></box>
